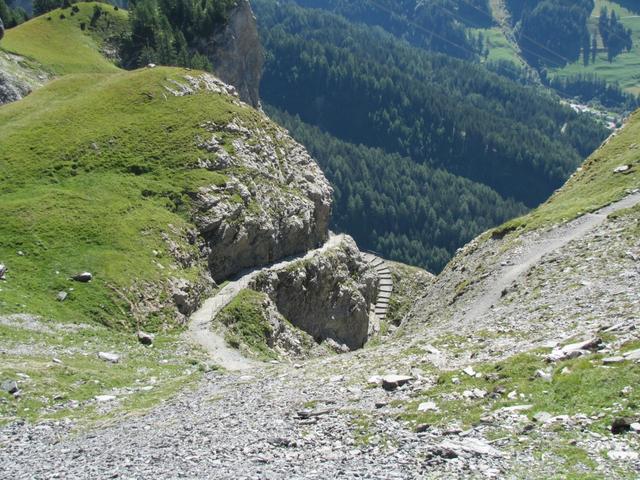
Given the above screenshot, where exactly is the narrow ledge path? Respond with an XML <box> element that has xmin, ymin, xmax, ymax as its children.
<box><xmin>186</xmin><ymin>234</ymin><xmax>345</xmax><ymax>371</ymax></box>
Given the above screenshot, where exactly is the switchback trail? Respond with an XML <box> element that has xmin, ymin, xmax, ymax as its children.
<box><xmin>460</xmin><ymin>192</ymin><xmax>640</xmax><ymax>325</ymax></box>
<box><xmin>187</xmin><ymin>234</ymin><xmax>345</xmax><ymax>370</ymax></box>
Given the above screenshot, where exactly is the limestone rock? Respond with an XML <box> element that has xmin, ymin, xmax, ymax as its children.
<box><xmin>194</xmin><ymin>118</ymin><xmax>332</xmax><ymax>283</ymax></box>
<box><xmin>0</xmin><ymin>263</ymin><xmax>5</xmax><ymax>280</ymax></box>
<box><xmin>95</xmin><ymin>395</ymin><xmax>117</xmax><ymax>403</ymax></box>
<box><xmin>251</xmin><ymin>236</ymin><xmax>376</xmax><ymax>350</ymax></box>
<box><xmin>198</xmin><ymin>0</ymin><xmax>263</xmax><ymax>108</ymax></box>
<box><xmin>418</xmin><ymin>401</ymin><xmax>438</xmax><ymax>412</ymax></box>
<box><xmin>169</xmin><ymin>278</ymin><xmax>199</xmax><ymax>315</ymax></box>
<box><xmin>1</xmin><ymin>380</ymin><xmax>18</xmax><ymax>394</ymax></box>
<box><xmin>381</xmin><ymin>375</ymin><xmax>413</xmax><ymax>391</ymax></box>
<box><xmin>623</xmin><ymin>348</ymin><xmax>640</xmax><ymax>361</ymax></box>
<box><xmin>72</xmin><ymin>272</ymin><xmax>93</xmax><ymax>283</ymax></box>
<box><xmin>98</xmin><ymin>352</ymin><xmax>120</xmax><ymax>364</ymax></box>
<box><xmin>56</xmin><ymin>291</ymin><xmax>68</xmax><ymax>302</ymax></box>
<box><xmin>137</xmin><ymin>331</ymin><xmax>154</xmax><ymax>346</ymax></box>
<box><xmin>611</xmin><ymin>417</ymin><xmax>636</xmax><ymax>434</ymax></box>
<box><xmin>607</xmin><ymin>449</ymin><xmax>638</xmax><ymax>461</ymax></box>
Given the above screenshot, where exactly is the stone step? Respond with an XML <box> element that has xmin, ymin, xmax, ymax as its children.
<box><xmin>375</xmin><ymin>265</ymin><xmax>390</xmax><ymax>272</ymax></box>
<box><xmin>379</xmin><ymin>285</ymin><xmax>393</xmax><ymax>293</ymax></box>
<box><xmin>371</xmin><ymin>260</ymin><xmax>384</xmax><ymax>269</ymax></box>
<box><xmin>379</xmin><ymin>280</ymin><xmax>393</xmax><ymax>287</ymax></box>
<box><xmin>378</xmin><ymin>290</ymin><xmax>392</xmax><ymax>298</ymax></box>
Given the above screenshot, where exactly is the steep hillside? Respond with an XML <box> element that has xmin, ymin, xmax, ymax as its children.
<box><xmin>1</xmin><ymin>2</ymin><xmax>127</xmax><ymax>74</ymax></box>
<box><xmin>0</xmin><ymin>65</ymin><xmax>333</xmax><ymax>328</ymax></box>
<box><xmin>268</xmin><ymin>106</ymin><xmax>527</xmax><ymax>272</ymax></box>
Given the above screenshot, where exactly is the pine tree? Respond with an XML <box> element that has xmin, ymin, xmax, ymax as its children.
<box><xmin>599</xmin><ymin>7</ymin><xmax>609</xmax><ymax>47</ymax></box>
<box><xmin>591</xmin><ymin>34</ymin><xmax>597</xmax><ymax>63</ymax></box>
<box><xmin>582</xmin><ymin>34</ymin><xmax>590</xmax><ymax>66</ymax></box>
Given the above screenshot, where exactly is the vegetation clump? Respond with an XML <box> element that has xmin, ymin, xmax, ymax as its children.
<box><xmin>218</xmin><ymin>289</ymin><xmax>277</xmax><ymax>360</ymax></box>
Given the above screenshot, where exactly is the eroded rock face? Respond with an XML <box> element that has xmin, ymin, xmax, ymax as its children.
<box><xmin>251</xmin><ymin>236</ymin><xmax>377</xmax><ymax>350</ymax></box>
<box><xmin>0</xmin><ymin>52</ymin><xmax>49</xmax><ymax>106</ymax></box>
<box><xmin>191</xmin><ymin>113</ymin><xmax>332</xmax><ymax>283</ymax></box>
<box><xmin>199</xmin><ymin>0</ymin><xmax>264</xmax><ymax>108</ymax></box>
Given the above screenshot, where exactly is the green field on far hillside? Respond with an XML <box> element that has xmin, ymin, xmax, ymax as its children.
<box><xmin>549</xmin><ymin>2</ymin><xmax>640</xmax><ymax>95</ymax></box>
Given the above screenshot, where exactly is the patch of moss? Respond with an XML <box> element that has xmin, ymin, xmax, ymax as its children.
<box><xmin>218</xmin><ymin>289</ymin><xmax>277</xmax><ymax>360</ymax></box>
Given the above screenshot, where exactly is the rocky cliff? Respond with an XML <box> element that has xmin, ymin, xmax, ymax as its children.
<box><xmin>188</xmin><ymin>100</ymin><xmax>333</xmax><ymax>283</ymax></box>
<box><xmin>0</xmin><ymin>51</ymin><xmax>48</xmax><ymax>106</ymax></box>
<box><xmin>251</xmin><ymin>235</ymin><xmax>378</xmax><ymax>350</ymax></box>
<box><xmin>200</xmin><ymin>0</ymin><xmax>263</xmax><ymax>108</ymax></box>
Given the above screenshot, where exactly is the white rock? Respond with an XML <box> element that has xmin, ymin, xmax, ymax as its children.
<box><xmin>381</xmin><ymin>375</ymin><xmax>413</xmax><ymax>391</ymax></box>
<box><xmin>623</xmin><ymin>348</ymin><xmax>640</xmax><ymax>361</ymax></box>
<box><xmin>607</xmin><ymin>449</ymin><xmax>638</xmax><ymax>461</ymax></box>
<box><xmin>613</xmin><ymin>165</ymin><xmax>631</xmax><ymax>174</ymax></box>
<box><xmin>367</xmin><ymin>375</ymin><xmax>383</xmax><ymax>386</ymax></box>
<box><xmin>98</xmin><ymin>352</ymin><xmax>120</xmax><ymax>363</ymax></box>
<box><xmin>501</xmin><ymin>404</ymin><xmax>533</xmax><ymax>412</ymax></box>
<box><xmin>463</xmin><ymin>367</ymin><xmax>476</xmax><ymax>377</ymax></box>
<box><xmin>95</xmin><ymin>395</ymin><xmax>116</xmax><ymax>403</ymax></box>
<box><xmin>418</xmin><ymin>401</ymin><xmax>438</xmax><ymax>412</ymax></box>
<box><xmin>602</xmin><ymin>356</ymin><xmax>625</xmax><ymax>364</ymax></box>
<box><xmin>439</xmin><ymin>438</ymin><xmax>504</xmax><ymax>458</ymax></box>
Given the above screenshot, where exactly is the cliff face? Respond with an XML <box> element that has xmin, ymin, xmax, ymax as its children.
<box><xmin>0</xmin><ymin>51</ymin><xmax>49</xmax><ymax>106</ymax></box>
<box><xmin>251</xmin><ymin>236</ymin><xmax>378</xmax><ymax>350</ymax></box>
<box><xmin>189</xmin><ymin>97</ymin><xmax>333</xmax><ymax>282</ymax></box>
<box><xmin>200</xmin><ymin>0</ymin><xmax>264</xmax><ymax>108</ymax></box>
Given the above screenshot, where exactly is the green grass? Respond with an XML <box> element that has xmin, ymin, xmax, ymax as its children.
<box><xmin>401</xmin><ymin>347</ymin><xmax>640</xmax><ymax>431</ymax></box>
<box><xmin>218</xmin><ymin>289</ymin><xmax>277</xmax><ymax>360</ymax></box>
<box><xmin>0</xmin><ymin>66</ymin><xmax>264</xmax><ymax>330</ymax></box>
<box><xmin>550</xmin><ymin>2</ymin><xmax>640</xmax><ymax>94</ymax></box>
<box><xmin>0</xmin><ymin>319</ymin><xmax>205</xmax><ymax>425</ymax></box>
<box><xmin>0</xmin><ymin>3</ymin><xmax>128</xmax><ymax>75</ymax></box>
<box><xmin>493</xmin><ymin>109</ymin><xmax>640</xmax><ymax>236</ymax></box>
<box><xmin>469</xmin><ymin>26</ymin><xmax>525</xmax><ymax>68</ymax></box>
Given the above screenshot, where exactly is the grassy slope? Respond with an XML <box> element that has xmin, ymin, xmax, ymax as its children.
<box><xmin>0</xmin><ymin>2</ymin><xmax>127</xmax><ymax>74</ymax></box>
<box><xmin>494</xmin><ymin>109</ymin><xmax>640</xmax><ymax>235</ymax></box>
<box><xmin>0</xmin><ymin>67</ymin><xmax>264</xmax><ymax>330</ymax></box>
<box><xmin>0</xmin><ymin>5</ymin><xmax>264</xmax><ymax>424</ymax></box>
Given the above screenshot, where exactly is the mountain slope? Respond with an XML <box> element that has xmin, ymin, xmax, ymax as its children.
<box><xmin>268</xmin><ymin>106</ymin><xmax>527</xmax><ymax>272</ymax></box>
<box><xmin>1</xmin><ymin>2</ymin><xmax>127</xmax><ymax>74</ymax></box>
<box><xmin>1</xmin><ymin>110</ymin><xmax>638</xmax><ymax>477</ymax></box>
<box><xmin>254</xmin><ymin>0</ymin><xmax>608</xmax><ymax>208</ymax></box>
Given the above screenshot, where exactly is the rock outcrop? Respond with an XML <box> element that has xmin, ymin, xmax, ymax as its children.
<box><xmin>186</xmin><ymin>99</ymin><xmax>332</xmax><ymax>282</ymax></box>
<box><xmin>198</xmin><ymin>0</ymin><xmax>263</xmax><ymax>108</ymax></box>
<box><xmin>251</xmin><ymin>236</ymin><xmax>377</xmax><ymax>350</ymax></box>
<box><xmin>0</xmin><ymin>51</ymin><xmax>49</xmax><ymax>106</ymax></box>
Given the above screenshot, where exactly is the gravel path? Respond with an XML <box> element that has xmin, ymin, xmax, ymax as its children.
<box><xmin>459</xmin><ymin>192</ymin><xmax>640</xmax><ymax>326</ymax></box>
<box><xmin>187</xmin><ymin>234</ymin><xmax>345</xmax><ymax>370</ymax></box>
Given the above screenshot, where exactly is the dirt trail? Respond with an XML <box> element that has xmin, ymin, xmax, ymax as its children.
<box><xmin>187</xmin><ymin>234</ymin><xmax>345</xmax><ymax>370</ymax></box>
<box><xmin>460</xmin><ymin>192</ymin><xmax>640</xmax><ymax>324</ymax></box>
